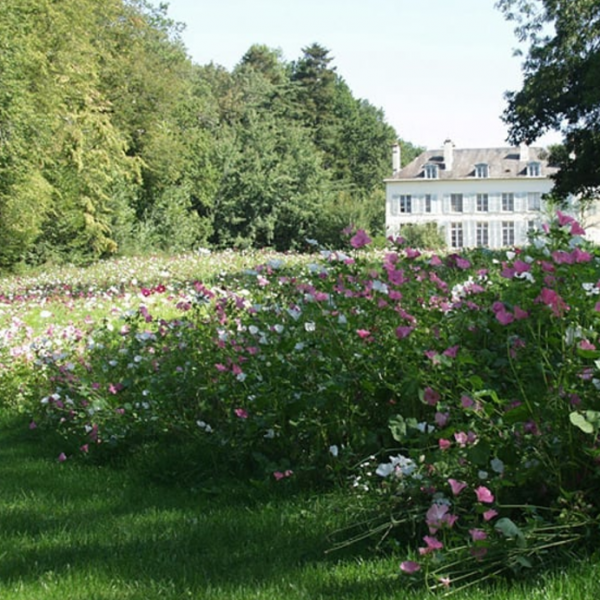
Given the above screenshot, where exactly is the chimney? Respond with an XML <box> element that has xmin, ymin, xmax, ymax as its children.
<box><xmin>443</xmin><ymin>139</ymin><xmax>454</xmax><ymax>171</ymax></box>
<box><xmin>519</xmin><ymin>142</ymin><xmax>530</xmax><ymax>162</ymax></box>
<box><xmin>392</xmin><ymin>143</ymin><xmax>401</xmax><ymax>174</ymax></box>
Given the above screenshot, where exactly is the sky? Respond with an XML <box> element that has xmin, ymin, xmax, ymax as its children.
<box><xmin>149</xmin><ymin>0</ymin><xmax>561</xmax><ymax>150</ymax></box>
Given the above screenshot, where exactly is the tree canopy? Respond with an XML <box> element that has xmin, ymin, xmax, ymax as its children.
<box><xmin>0</xmin><ymin>1</ymin><xmax>415</xmax><ymax>270</ymax></box>
<box><xmin>497</xmin><ymin>0</ymin><xmax>600</xmax><ymax>200</ymax></box>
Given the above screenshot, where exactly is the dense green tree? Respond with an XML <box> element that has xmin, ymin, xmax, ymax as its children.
<box><xmin>497</xmin><ymin>0</ymin><xmax>600</xmax><ymax>200</ymax></box>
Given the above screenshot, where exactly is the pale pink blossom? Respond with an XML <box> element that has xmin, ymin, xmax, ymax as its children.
<box><xmin>474</xmin><ymin>486</ymin><xmax>495</xmax><ymax>503</ymax></box>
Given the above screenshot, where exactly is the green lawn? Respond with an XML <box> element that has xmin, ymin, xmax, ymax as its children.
<box><xmin>0</xmin><ymin>414</ymin><xmax>599</xmax><ymax>600</ymax></box>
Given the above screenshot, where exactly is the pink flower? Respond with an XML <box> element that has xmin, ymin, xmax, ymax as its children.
<box><xmin>29</xmin><ymin>421</ymin><xmax>37</xmax><ymax>430</ymax></box>
<box><xmin>474</xmin><ymin>486</ymin><xmax>495</xmax><ymax>503</ymax></box>
<box><xmin>426</xmin><ymin>503</ymin><xmax>449</xmax><ymax>526</ymax></box>
<box><xmin>430</xmin><ymin>255</ymin><xmax>443</xmax><ymax>266</ymax></box>
<box><xmin>419</xmin><ymin>535</ymin><xmax>443</xmax><ymax>555</ymax></box>
<box><xmin>536</xmin><ymin>287</ymin><xmax>569</xmax><ymax>317</ymax></box>
<box><xmin>461</xmin><ymin>395</ymin><xmax>474</xmax><ymax>409</ymax></box>
<box><xmin>400</xmin><ymin>560</ymin><xmax>421</xmax><ymax>574</ymax></box>
<box><xmin>495</xmin><ymin>309</ymin><xmax>514</xmax><ymax>325</ymax></box>
<box><xmin>273</xmin><ymin>471</ymin><xmax>285</xmax><ymax>481</ymax></box>
<box><xmin>58</xmin><ymin>453</ymin><xmax>67</xmax><ymax>462</ymax></box>
<box><xmin>454</xmin><ymin>431</ymin><xmax>468</xmax><ymax>447</ymax></box>
<box><xmin>579</xmin><ymin>339</ymin><xmax>596</xmax><ymax>351</ymax></box>
<box><xmin>350</xmin><ymin>229</ymin><xmax>372</xmax><ymax>249</ymax></box>
<box><xmin>423</xmin><ymin>387</ymin><xmax>440</xmax><ymax>406</ymax></box>
<box><xmin>557</xmin><ymin>210</ymin><xmax>575</xmax><ymax>227</ymax></box>
<box><xmin>234</xmin><ymin>408</ymin><xmax>249</xmax><ymax>419</ymax></box>
<box><xmin>356</xmin><ymin>329</ymin><xmax>371</xmax><ymax>339</ymax></box>
<box><xmin>395</xmin><ymin>325</ymin><xmax>414</xmax><ymax>339</ymax></box>
<box><xmin>215</xmin><ymin>363</ymin><xmax>228</xmax><ymax>372</ymax></box>
<box><xmin>469</xmin><ymin>528</ymin><xmax>488</xmax><ymax>542</ymax></box>
<box><xmin>438</xmin><ymin>438</ymin><xmax>451</xmax><ymax>451</ymax></box>
<box><xmin>571</xmin><ymin>221</ymin><xmax>586</xmax><ymax>236</ymax></box>
<box><xmin>448</xmin><ymin>478</ymin><xmax>467</xmax><ymax>496</ymax></box>
<box><xmin>483</xmin><ymin>509</ymin><xmax>499</xmax><ymax>521</ymax></box>
<box><xmin>435</xmin><ymin>412</ymin><xmax>450</xmax><ymax>427</ymax></box>
<box><xmin>572</xmin><ymin>247</ymin><xmax>592</xmax><ymax>262</ymax></box>
<box><xmin>443</xmin><ymin>345</ymin><xmax>459</xmax><ymax>358</ymax></box>
<box><xmin>455</xmin><ymin>257</ymin><xmax>471</xmax><ymax>270</ymax></box>
<box><xmin>80</xmin><ymin>444</ymin><xmax>89</xmax><ymax>453</ymax></box>
<box><xmin>405</xmin><ymin>248</ymin><xmax>421</xmax><ymax>259</ymax></box>
<box><xmin>513</xmin><ymin>306</ymin><xmax>529</xmax><ymax>320</ymax></box>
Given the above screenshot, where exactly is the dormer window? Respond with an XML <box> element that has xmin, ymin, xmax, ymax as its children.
<box><xmin>475</xmin><ymin>163</ymin><xmax>489</xmax><ymax>178</ymax></box>
<box><xmin>527</xmin><ymin>161</ymin><xmax>541</xmax><ymax>177</ymax></box>
<box><xmin>423</xmin><ymin>163</ymin><xmax>439</xmax><ymax>179</ymax></box>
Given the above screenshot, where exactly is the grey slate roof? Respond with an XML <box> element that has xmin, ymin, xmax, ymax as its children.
<box><xmin>387</xmin><ymin>146</ymin><xmax>559</xmax><ymax>180</ymax></box>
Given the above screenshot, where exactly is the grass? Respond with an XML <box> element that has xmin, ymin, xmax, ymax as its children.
<box><xmin>1</xmin><ymin>413</ymin><xmax>599</xmax><ymax>600</ymax></box>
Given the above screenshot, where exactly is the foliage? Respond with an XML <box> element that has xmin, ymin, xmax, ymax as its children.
<box><xmin>0</xmin><ymin>5</ymin><xmax>402</xmax><ymax>269</ymax></box>
<box><xmin>3</xmin><ymin>209</ymin><xmax>600</xmax><ymax>591</ymax></box>
<box><xmin>497</xmin><ymin>0</ymin><xmax>600</xmax><ymax>201</ymax></box>
<box><xmin>397</xmin><ymin>222</ymin><xmax>446</xmax><ymax>250</ymax></box>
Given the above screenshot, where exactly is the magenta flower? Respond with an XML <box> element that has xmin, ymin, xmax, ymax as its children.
<box><xmin>395</xmin><ymin>325</ymin><xmax>414</xmax><ymax>339</ymax></box>
<box><xmin>29</xmin><ymin>421</ymin><xmax>37</xmax><ymax>430</ymax></box>
<box><xmin>443</xmin><ymin>345</ymin><xmax>459</xmax><ymax>358</ymax></box>
<box><xmin>455</xmin><ymin>257</ymin><xmax>471</xmax><ymax>269</ymax></box>
<box><xmin>400</xmin><ymin>560</ymin><xmax>421</xmax><ymax>574</ymax></box>
<box><xmin>495</xmin><ymin>309</ymin><xmax>514</xmax><ymax>325</ymax></box>
<box><xmin>448</xmin><ymin>478</ymin><xmax>467</xmax><ymax>496</ymax></box>
<box><xmin>350</xmin><ymin>229</ymin><xmax>372</xmax><ymax>249</ymax></box>
<box><xmin>571</xmin><ymin>221</ymin><xmax>586</xmax><ymax>236</ymax></box>
<box><xmin>474</xmin><ymin>486</ymin><xmax>495</xmax><ymax>503</ymax></box>
<box><xmin>234</xmin><ymin>408</ymin><xmax>249</xmax><ymax>419</ymax></box>
<box><xmin>423</xmin><ymin>387</ymin><xmax>440</xmax><ymax>406</ymax></box>
<box><xmin>58</xmin><ymin>452</ymin><xmax>67</xmax><ymax>462</ymax></box>
<box><xmin>536</xmin><ymin>287</ymin><xmax>569</xmax><ymax>316</ymax></box>
<box><xmin>469</xmin><ymin>528</ymin><xmax>488</xmax><ymax>542</ymax></box>
<box><xmin>513</xmin><ymin>305</ymin><xmax>529</xmax><ymax>320</ymax></box>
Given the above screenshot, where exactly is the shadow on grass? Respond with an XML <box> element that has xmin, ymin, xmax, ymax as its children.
<box><xmin>0</xmin><ymin>414</ymin><xmax>404</xmax><ymax>599</ymax></box>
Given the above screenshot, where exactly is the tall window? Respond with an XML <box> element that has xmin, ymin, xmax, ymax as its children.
<box><xmin>451</xmin><ymin>193</ymin><xmax>463</xmax><ymax>213</ymax></box>
<box><xmin>399</xmin><ymin>195</ymin><xmax>412</xmax><ymax>213</ymax></box>
<box><xmin>476</xmin><ymin>222</ymin><xmax>489</xmax><ymax>247</ymax></box>
<box><xmin>424</xmin><ymin>164</ymin><xmax>439</xmax><ymax>179</ymax></box>
<box><xmin>476</xmin><ymin>193</ymin><xmax>489</xmax><ymax>212</ymax></box>
<box><xmin>424</xmin><ymin>194</ymin><xmax>432</xmax><ymax>213</ymax></box>
<box><xmin>502</xmin><ymin>193</ymin><xmax>515</xmax><ymax>212</ymax></box>
<box><xmin>527</xmin><ymin>162</ymin><xmax>541</xmax><ymax>177</ymax></box>
<box><xmin>451</xmin><ymin>223</ymin><xmax>464</xmax><ymax>248</ymax></box>
<box><xmin>527</xmin><ymin>192</ymin><xmax>541</xmax><ymax>211</ymax></box>
<box><xmin>502</xmin><ymin>221</ymin><xmax>515</xmax><ymax>246</ymax></box>
<box><xmin>475</xmin><ymin>163</ymin><xmax>489</xmax><ymax>178</ymax></box>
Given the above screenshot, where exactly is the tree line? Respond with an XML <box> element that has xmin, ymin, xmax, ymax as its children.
<box><xmin>0</xmin><ymin>0</ymin><xmax>422</xmax><ymax>270</ymax></box>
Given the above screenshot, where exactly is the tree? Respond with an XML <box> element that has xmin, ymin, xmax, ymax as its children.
<box><xmin>497</xmin><ymin>0</ymin><xmax>600</xmax><ymax>200</ymax></box>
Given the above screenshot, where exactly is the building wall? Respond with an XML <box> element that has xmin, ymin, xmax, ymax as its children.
<box><xmin>385</xmin><ymin>177</ymin><xmax>555</xmax><ymax>248</ymax></box>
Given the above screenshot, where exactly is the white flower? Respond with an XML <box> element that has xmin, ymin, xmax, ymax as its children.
<box><xmin>376</xmin><ymin>462</ymin><xmax>395</xmax><ymax>477</ymax></box>
<box><xmin>273</xmin><ymin>324</ymin><xmax>284</xmax><ymax>334</ymax></box>
<box><xmin>491</xmin><ymin>458</ymin><xmax>505</xmax><ymax>474</ymax></box>
<box><xmin>329</xmin><ymin>445</ymin><xmax>339</xmax><ymax>457</ymax></box>
<box><xmin>304</xmin><ymin>322</ymin><xmax>316</xmax><ymax>332</ymax></box>
<box><xmin>264</xmin><ymin>429</ymin><xmax>275</xmax><ymax>439</ymax></box>
<box><xmin>249</xmin><ymin>325</ymin><xmax>259</xmax><ymax>335</ymax></box>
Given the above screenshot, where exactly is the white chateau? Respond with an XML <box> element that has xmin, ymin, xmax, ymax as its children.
<box><xmin>384</xmin><ymin>140</ymin><xmax>558</xmax><ymax>248</ymax></box>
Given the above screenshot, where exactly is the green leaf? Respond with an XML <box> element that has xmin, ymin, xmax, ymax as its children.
<box><xmin>570</xmin><ymin>411</ymin><xmax>595</xmax><ymax>434</ymax></box>
<box><xmin>495</xmin><ymin>517</ymin><xmax>525</xmax><ymax>546</ymax></box>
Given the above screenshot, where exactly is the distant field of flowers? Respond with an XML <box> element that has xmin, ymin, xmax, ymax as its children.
<box><xmin>2</xmin><ymin>214</ymin><xmax>600</xmax><ymax>592</ymax></box>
